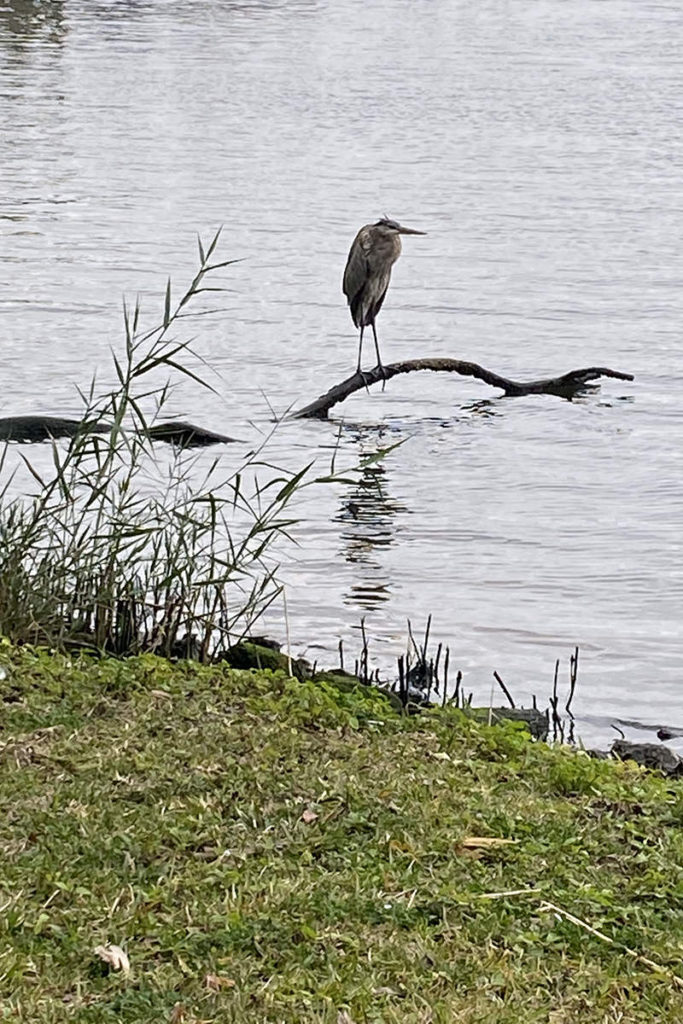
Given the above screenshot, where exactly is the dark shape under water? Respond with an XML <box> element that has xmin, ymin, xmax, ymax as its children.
<box><xmin>0</xmin><ymin>415</ymin><xmax>109</xmax><ymax>443</ymax></box>
<box><xmin>0</xmin><ymin>415</ymin><xmax>237</xmax><ymax>448</ymax></box>
<box><xmin>145</xmin><ymin>421</ymin><xmax>238</xmax><ymax>447</ymax></box>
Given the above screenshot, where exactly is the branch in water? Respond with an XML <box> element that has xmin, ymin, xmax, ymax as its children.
<box><xmin>290</xmin><ymin>358</ymin><xmax>635</xmax><ymax>420</ymax></box>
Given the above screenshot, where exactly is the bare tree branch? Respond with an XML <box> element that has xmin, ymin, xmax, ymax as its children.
<box><xmin>290</xmin><ymin>358</ymin><xmax>635</xmax><ymax>420</ymax></box>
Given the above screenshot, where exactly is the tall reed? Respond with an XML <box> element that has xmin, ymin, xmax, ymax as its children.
<box><xmin>0</xmin><ymin>230</ymin><xmax>331</xmax><ymax>660</ymax></box>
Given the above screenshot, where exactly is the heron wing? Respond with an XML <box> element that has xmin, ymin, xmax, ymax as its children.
<box><xmin>342</xmin><ymin>229</ymin><xmax>371</xmax><ymax>327</ymax></box>
<box><xmin>368</xmin><ymin>278</ymin><xmax>390</xmax><ymax>321</ymax></box>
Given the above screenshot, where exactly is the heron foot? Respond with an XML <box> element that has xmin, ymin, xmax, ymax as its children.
<box><xmin>374</xmin><ymin>362</ymin><xmax>388</xmax><ymax>390</ymax></box>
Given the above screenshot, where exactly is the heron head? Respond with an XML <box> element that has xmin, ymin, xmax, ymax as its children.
<box><xmin>375</xmin><ymin>217</ymin><xmax>426</xmax><ymax>236</ymax></box>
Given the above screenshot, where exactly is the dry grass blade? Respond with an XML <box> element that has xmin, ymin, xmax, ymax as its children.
<box><xmin>459</xmin><ymin>836</ymin><xmax>518</xmax><ymax>849</ymax></box>
<box><xmin>204</xmin><ymin>973</ymin><xmax>235</xmax><ymax>992</ymax></box>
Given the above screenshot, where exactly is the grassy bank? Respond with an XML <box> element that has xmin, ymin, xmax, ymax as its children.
<box><xmin>1</xmin><ymin>644</ymin><xmax>682</xmax><ymax>1023</ymax></box>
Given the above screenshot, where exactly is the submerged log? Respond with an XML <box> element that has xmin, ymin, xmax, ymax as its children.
<box><xmin>0</xmin><ymin>415</ymin><xmax>110</xmax><ymax>443</ymax></box>
<box><xmin>0</xmin><ymin>415</ymin><xmax>236</xmax><ymax>448</ymax></box>
<box><xmin>290</xmin><ymin>359</ymin><xmax>635</xmax><ymax>420</ymax></box>
<box><xmin>145</xmin><ymin>421</ymin><xmax>238</xmax><ymax>447</ymax></box>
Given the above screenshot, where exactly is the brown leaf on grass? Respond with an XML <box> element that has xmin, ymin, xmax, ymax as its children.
<box><xmin>337</xmin><ymin>1012</ymin><xmax>357</xmax><ymax>1024</ymax></box>
<box><xmin>169</xmin><ymin>1004</ymin><xmax>186</xmax><ymax>1023</ymax></box>
<box><xmin>94</xmin><ymin>943</ymin><xmax>130</xmax><ymax>974</ymax></box>
<box><xmin>204</xmin><ymin>973</ymin><xmax>235</xmax><ymax>992</ymax></box>
<box><xmin>301</xmin><ymin>808</ymin><xmax>319</xmax><ymax>824</ymax></box>
<box><xmin>459</xmin><ymin>836</ymin><xmax>518</xmax><ymax>849</ymax></box>
<box><xmin>457</xmin><ymin>836</ymin><xmax>518</xmax><ymax>859</ymax></box>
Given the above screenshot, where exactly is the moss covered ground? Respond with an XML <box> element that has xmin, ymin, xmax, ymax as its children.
<box><xmin>1</xmin><ymin>643</ymin><xmax>682</xmax><ymax>1023</ymax></box>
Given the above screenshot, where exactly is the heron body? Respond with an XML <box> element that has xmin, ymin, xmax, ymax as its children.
<box><xmin>342</xmin><ymin>217</ymin><xmax>425</xmax><ymax>374</ymax></box>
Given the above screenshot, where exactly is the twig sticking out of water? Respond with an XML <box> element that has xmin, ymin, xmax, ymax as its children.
<box><xmin>380</xmin><ymin>617</ymin><xmax>459</xmax><ymax>710</ymax></box>
<box><xmin>547</xmin><ymin>646</ymin><xmax>581</xmax><ymax>743</ymax></box>
<box><xmin>397</xmin><ymin>616</ymin><xmax>456</xmax><ymax>708</ymax></box>
<box><xmin>357</xmin><ymin>617</ymin><xmax>369</xmax><ymax>685</ymax></box>
<box><xmin>566</xmin><ymin>646</ymin><xmax>579</xmax><ymax>717</ymax></box>
<box><xmin>550</xmin><ymin>659</ymin><xmax>565</xmax><ymax>743</ymax></box>
<box><xmin>493</xmin><ymin>670</ymin><xmax>516</xmax><ymax>709</ymax></box>
<box><xmin>564</xmin><ymin>646</ymin><xmax>580</xmax><ymax>744</ymax></box>
<box><xmin>397</xmin><ymin>654</ymin><xmax>407</xmax><ymax>707</ymax></box>
<box><xmin>407</xmin><ymin>616</ymin><xmax>435</xmax><ymax>691</ymax></box>
<box><xmin>352</xmin><ymin>618</ymin><xmax>382</xmax><ymax>687</ymax></box>
<box><xmin>351</xmin><ymin>617</ymin><xmax>581</xmax><ymax>740</ymax></box>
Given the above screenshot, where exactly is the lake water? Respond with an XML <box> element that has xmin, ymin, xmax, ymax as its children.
<box><xmin>2</xmin><ymin>0</ymin><xmax>682</xmax><ymax>748</ymax></box>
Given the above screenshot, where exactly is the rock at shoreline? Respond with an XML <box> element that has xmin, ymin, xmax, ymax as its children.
<box><xmin>611</xmin><ymin>740</ymin><xmax>683</xmax><ymax>777</ymax></box>
<box><xmin>221</xmin><ymin>641</ymin><xmax>404</xmax><ymax>711</ymax></box>
<box><xmin>468</xmin><ymin>706</ymin><xmax>549</xmax><ymax>742</ymax></box>
<box><xmin>223</xmin><ymin>640</ymin><xmax>310</xmax><ymax>678</ymax></box>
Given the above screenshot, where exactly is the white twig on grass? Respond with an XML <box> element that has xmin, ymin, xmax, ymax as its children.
<box><xmin>477</xmin><ymin>888</ymin><xmax>542</xmax><ymax>899</ymax></box>
<box><xmin>539</xmin><ymin>900</ymin><xmax>683</xmax><ymax>989</ymax></box>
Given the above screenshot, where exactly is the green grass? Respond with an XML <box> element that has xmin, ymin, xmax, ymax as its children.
<box><xmin>1</xmin><ymin>643</ymin><xmax>683</xmax><ymax>1023</ymax></box>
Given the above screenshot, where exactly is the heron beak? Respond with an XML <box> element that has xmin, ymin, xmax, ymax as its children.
<box><xmin>397</xmin><ymin>224</ymin><xmax>426</xmax><ymax>235</ymax></box>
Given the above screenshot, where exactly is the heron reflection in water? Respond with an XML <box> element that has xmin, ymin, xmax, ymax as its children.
<box><xmin>342</xmin><ymin>218</ymin><xmax>426</xmax><ymax>375</ymax></box>
<box><xmin>336</xmin><ymin>430</ymin><xmax>406</xmax><ymax>611</ymax></box>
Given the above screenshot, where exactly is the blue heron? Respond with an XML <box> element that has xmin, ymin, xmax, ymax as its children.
<box><xmin>342</xmin><ymin>217</ymin><xmax>426</xmax><ymax>374</ymax></box>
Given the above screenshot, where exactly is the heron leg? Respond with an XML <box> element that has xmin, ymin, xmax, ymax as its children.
<box><xmin>356</xmin><ymin>326</ymin><xmax>365</xmax><ymax>374</ymax></box>
<box><xmin>371</xmin><ymin>322</ymin><xmax>387</xmax><ymax>382</ymax></box>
